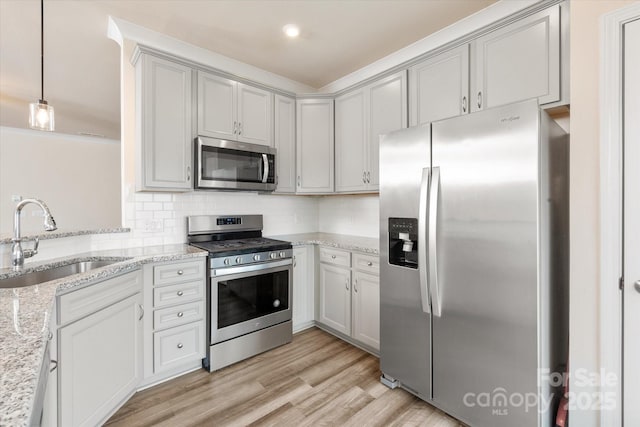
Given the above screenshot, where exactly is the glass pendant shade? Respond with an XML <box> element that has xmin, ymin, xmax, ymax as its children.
<box><xmin>29</xmin><ymin>100</ymin><xmax>55</xmax><ymax>131</ymax></box>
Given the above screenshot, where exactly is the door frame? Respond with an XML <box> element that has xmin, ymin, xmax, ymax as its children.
<box><xmin>600</xmin><ymin>4</ymin><xmax>640</xmax><ymax>427</ymax></box>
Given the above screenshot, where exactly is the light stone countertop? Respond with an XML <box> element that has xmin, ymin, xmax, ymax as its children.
<box><xmin>269</xmin><ymin>232</ymin><xmax>379</xmax><ymax>254</ymax></box>
<box><xmin>0</xmin><ymin>228</ymin><xmax>131</xmax><ymax>245</ymax></box>
<box><xmin>0</xmin><ymin>244</ymin><xmax>207</xmax><ymax>427</ymax></box>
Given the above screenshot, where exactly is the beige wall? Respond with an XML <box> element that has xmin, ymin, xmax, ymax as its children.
<box><xmin>569</xmin><ymin>1</ymin><xmax>633</xmax><ymax>426</ymax></box>
<box><xmin>0</xmin><ymin>127</ymin><xmax>121</xmax><ymax>235</ymax></box>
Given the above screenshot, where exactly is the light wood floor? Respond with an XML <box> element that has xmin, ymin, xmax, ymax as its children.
<box><xmin>106</xmin><ymin>327</ymin><xmax>464</xmax><ymax>427</ymax></box>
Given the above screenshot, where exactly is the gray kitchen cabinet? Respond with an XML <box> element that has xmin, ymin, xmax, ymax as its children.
<box><xmin>198</xmin><ymin>71</ymin><xmax>273</xmax><ymax>146</ymax></box>
<box><xmin>292</xmin><ymin>245</ymin><xmax>315</xmax><ymax>332</ymax></box>
<box><xmin>58</xmin><ymin>271</ymin><xmax>143</xmax><ymax>427</ymax></box>
<box><xmin>141</xmin><ymin>258</ymin><xmax>206</xmax><ymax>387</ymax></box>
<box><xmin>471</xmin><ymin>4</ymin><xmax>561</xmax><ymax>111</ymax></box>
<box><xmin>409</xmin><ymin>44</ymin><xmax>470</xmax><ymax>126</ymax></box>
<box><xmin>317</xmin><ymin>247</ymin><xmax>380</xmax><ymax>352</ymax></box>
<box><xmin>274</xmin><ymin>94</ymin><xmax>297</xmax><ymax>193</ymax></box>
<box><xmin>136</xmin><ymin>54</ymin><xmax>193</xmax><ymax>191</ymax></box>
<box><xmin>296</xmin><ymin>98</ymin><xmax>334</xmax><ymax>194</ymax></box>
<box><xmin>335</xmin><ymin>70</ymin><xmax>407</xmax><ymax>193</ymax></box>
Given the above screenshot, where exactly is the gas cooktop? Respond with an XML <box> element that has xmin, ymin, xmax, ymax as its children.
<box><xmin>190</xmin><ymin>237</ymin><xmax>291</xmax><ymax>257</ymax></box>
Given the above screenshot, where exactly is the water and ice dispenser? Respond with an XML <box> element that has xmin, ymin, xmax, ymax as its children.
<box><xmin>388</xmin><ymin>217</ymin><xmax>418</xmax><ymax>268</ymax></box>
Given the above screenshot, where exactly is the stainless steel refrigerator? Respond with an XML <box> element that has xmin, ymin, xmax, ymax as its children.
<box><xmin>379</xmin><ymin>99</ymin><xmax>569</xmax><ymax>427</ymax></box>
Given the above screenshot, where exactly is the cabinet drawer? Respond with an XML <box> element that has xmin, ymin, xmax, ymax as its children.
<box><xmin>58</xmin><ymin>270</ymin><xmax>141</xmax><ymax>325</ymax></box>
<box><xmin>153</xmin><ymin>259</ymin><xmax>205</xmax><ymax>286</ymax></box>
<box><xmin>319</xmin><ymin>247</ymin><xmax>351</xmax><ymax>267</ymax></box>
<box><xmin>154</xmin><ymin>322</ymin><xmax>204</xmax><ymax>373</ymax></box>
<box><xmin>353</xmin><ymin>253</ymin><xmax>379</xmax><ymax>275</ymax></box>
<box><xmin>153</xmin><ymin>280</ymin><xmax>204</xmax><ymax>308</ymax></box>
<box><xmin>154</xmin><ymin>301</ymin><xmax>204</xmax><ymax>331</ymax></box>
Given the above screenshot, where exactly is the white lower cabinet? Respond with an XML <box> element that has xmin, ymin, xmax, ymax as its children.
<box><xmin>292</xmin><ymin>245</ymin><xmax>315</xmax><ymax>331</ymax></box>
<box><xmin>57</xmin><ymin>271</ymin><xmax>143</xmax><ymax>427</ymax></box>
<box><xmin>317</xmin><ymin>247</ymin><xmax>380</xmax><ymax>352</ymax></box>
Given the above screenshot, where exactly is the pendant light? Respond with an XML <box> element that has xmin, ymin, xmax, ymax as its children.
<box><xmin>28</xmin><ymin>0</ymin><xmax>54</xmax><ymax>131</ymax></box>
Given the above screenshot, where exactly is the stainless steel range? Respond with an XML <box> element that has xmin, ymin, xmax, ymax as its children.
<box><xmin>187</xmin><ymin>214</ymin><xmax>293</xmax><ymax>372</ymax></box>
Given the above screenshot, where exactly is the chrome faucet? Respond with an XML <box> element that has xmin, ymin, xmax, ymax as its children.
<box><xmin>11</xmin><ymin>198</ymin><xmax>57</xmax><ymax>269</ymax></box>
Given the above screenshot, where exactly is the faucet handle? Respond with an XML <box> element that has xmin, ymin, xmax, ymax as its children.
<box><xmin>22</xmin><ymin>237</ymin><xmax>39</xmax><ymax>259</ymax></box>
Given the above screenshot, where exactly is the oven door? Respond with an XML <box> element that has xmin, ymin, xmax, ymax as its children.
<box><xmin>211</xmin><ymin>259</ymin><xmax>292</xmax><ymax>344</ymax></box>
<box><xmin>196</xmin><ymin>136</ymin><xmax>276</xmax><ymax>191</ymax></box>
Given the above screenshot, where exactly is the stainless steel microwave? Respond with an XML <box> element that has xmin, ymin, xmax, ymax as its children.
<box><xmin>195</xmin><ymin>136</ymin><xmax>276</xmax><ymax>191</ymax></box>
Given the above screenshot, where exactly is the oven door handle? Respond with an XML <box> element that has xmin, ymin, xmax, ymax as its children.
<box><xmin>212</xmin><ymin>259</ymin><xmax>292</xmax><ymax>277</ymax></box>
<box><xmin>262</xmin><ymin>154</ymin><xmax>269</xmax><ymax>183</ymax></box>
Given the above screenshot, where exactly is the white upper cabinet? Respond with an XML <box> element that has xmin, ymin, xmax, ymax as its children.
<box><xmin>137</xmin><ymin>54</ymin><xmax>193</xmax><ymax>191</ymax></box>
<box><xmin>274</xmin><ymin>94</ymin><xmax>296</xmax><ymax>193</ymax></box>
<box><xmin>296</xmin><ymin>98</ymin><xmax>334</xmax><ymax>194</ymax></box>
<box><xmin>198</xmin><ymin>71</ymin><xmax>273</xmax><ymax>146</ymax></box>
<box><xmin>335</xmin><ymin>89</ymin><xmax>367</xmax><ymax>192</ymax></box>
<box><xmin>471</xmin><ymin>4</ymin><xmax>561</xmax><ymax>111</ymax></box>
<box><xmin>335</xmin><ymin>70</ymin><xmax>407</xmax><ymax>193</ymax></box>
<box><xmin>368</xmin><ymin>71</ymin><xmax>407</xmax><ymax>189</ymax></box>
<box><xmin>409</xmin><ymin>44</ymin><xmax>469</xmax><ymax>126</ymax></box>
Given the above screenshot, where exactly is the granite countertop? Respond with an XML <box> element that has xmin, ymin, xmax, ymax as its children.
<box><xmin>0</xmin><ymin>244</ymin><xmax>207</xmax><ymax>427</ymax></box>
<box><xmin>270</xmin><ymin>232</ymin><xmax>379</xmax><ymax>254</ymax></box>
<box><xmin>0</xmin><ymin>227</ymin><xmax>130</xmax><ymax>245</ymax></box>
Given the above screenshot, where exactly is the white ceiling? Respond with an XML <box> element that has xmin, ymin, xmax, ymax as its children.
<box><xmin>0</xmin><ymin>0</ymin><xmax>496</xmax><ymax>140</ymax></box>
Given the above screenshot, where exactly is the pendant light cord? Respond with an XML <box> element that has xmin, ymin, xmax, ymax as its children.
<box><xmin>40</xmin><ymin>0</ymin><xmax>44</xmax><ymax>102</ymax></box>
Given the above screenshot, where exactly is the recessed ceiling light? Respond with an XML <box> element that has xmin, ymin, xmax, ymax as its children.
<box><xmin>283</xmin><ymin>24</ymin><xmax>300</xmax><ymax>38</ymax></box>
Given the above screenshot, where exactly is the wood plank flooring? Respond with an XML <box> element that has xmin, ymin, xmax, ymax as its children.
<box><xmin>106</xmin><ymin>328</ymin><xmax>464</xmax><ymax>427</ymax></box>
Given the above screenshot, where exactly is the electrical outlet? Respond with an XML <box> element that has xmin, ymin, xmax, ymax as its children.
<box><xmin>141</xmin><ymin>218</ymin><xmax>163</xmax><ymax>233</ymax></box>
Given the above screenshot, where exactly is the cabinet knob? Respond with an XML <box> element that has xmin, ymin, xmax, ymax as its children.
<box><xmin>177</xmin><ymin>312</ymin><xmax>184</xmax><ymax>318</ymax></box>
<box><xmin>367</xmin><ymin>261</ymin><xmax>373</xmax><ymax>267</ymax></box>
<box><xmin>331</xmin><ymin>255</ymin><xmax>336</xmax><ymax>259</ymax></box>
<box><xmin>177</xmin><ymin>270</ymin><xmax>184</xmax><ymax>275</ymax></box>
<box><xmin>177</xmin><ymin>291</ymin><xmax>184</xmax><ymax>296</ymax></box>
<box><xmin>177</xmin><ymin>343</ymin><xmax>183</xmax><ymax>349</ymax></box>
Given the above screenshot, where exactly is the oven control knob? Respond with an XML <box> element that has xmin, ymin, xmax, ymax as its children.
<box><xmin>273</xmin><ymin>299</ymin><xmax>280</xmax><ymax>308</ymax></box>
<box><xmin>279</xmin><ymin>251</ymin><xmax>286</xmax><ymax>258</ymax></box>
<box><xmin>235</xmin><ymin>257</ymin><xmax>242</xmax><ymax>264</ymax></box>
<box><xmin>270</xmin><ymin>253</ymin><xmax>277</xmax><ymax>259</ymax></box>
<box><xmin>253</xmin><ymin>254</ymin><xmax>261</xmax><ymax>261</ymax></box>
<box><xmin>223</xmin><ymin>258</ymin><xmax>230</xmax><ymax>265</ymax></box>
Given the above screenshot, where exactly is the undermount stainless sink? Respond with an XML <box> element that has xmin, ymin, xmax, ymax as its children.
<box><xmin>0</xmin><ymin>260</ymin><xmax>120</xmax><ymax>289</ymax></box>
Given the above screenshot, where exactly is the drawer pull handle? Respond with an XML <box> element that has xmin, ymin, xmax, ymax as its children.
<box><xmin>367</xmin><ymin>262</ymin><xmax>373</xmax><ymax>266</ymax></box>
<box><xmin>177</xmin><ymin>312</ymin><xmax>184</xmax><ymax>318</ymax></box>
<box><xmin>177</xmin><ymin>291</ymin><xmax>184</xmax><ymax>296</ymax></box>
<box><xmin>177</xmin><ymin>343</ymin><xmax>183</xmax><ymax>349</ymax></box>
<box><xmin>331</xmin><ymin>255</ymin><xmax>336</xmax><ymax>259</ymax></box>
<box><xmin>177</xmin><ymin>270</ymin><xmax>184</xmax><ymax>275</ymax></box>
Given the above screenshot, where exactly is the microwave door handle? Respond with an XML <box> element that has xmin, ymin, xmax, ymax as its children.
<box><xmin>262</xmin><ymin>154</ymin><xmax>269</xmax><ymax>183</ymax></box>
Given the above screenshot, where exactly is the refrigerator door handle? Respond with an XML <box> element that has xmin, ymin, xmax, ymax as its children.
<box><xmin>418</xmin><ymin>167</ymin><xmax>431</xmax><ymax>314</ymax></box>
<box><xmin>429</xmin><ymin>167</ymin><xmax>442</xmax><ymax>317</ymax></box>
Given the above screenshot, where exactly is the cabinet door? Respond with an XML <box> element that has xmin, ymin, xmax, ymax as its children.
<box><xmin>352</xmin><ymin>271</ymin><xmax>380</xmax><ymax>350</ymax></box>
<box><xmin>471</xmin><ymin>4</ymin><xmax>560</xmax><ymax>111</ymax></box>
<box><xmin>335</xmin><ymin>89</ymin><xmax>367</xmax><ymax>192</ymax></box>
<box><xmin>296</xmin><ymin>98</ymin><xmax>334</xmax><ymax>194</ymax></box>
<box><xmin>409</xmin><ymin>44</ymin><xmax>469</xmax><ymax>126</ymax></box>
<box><xmin>318</xmin><ymin>263</ymin><xmax>351</xmax><ymax>335</ymax></box>
<box><xmin>274</xmin><ymin>94</ymin><xmax>296</xmax><ymax>193</ymax></box>
<box><xmin>368</xmin><ymin>70</ymin><xmax>408</xmax><ymax>190</ymax></box>
<box><xmin>198</xmin><ymin>72</ymin><xmax>237</xmax><ymax>140</ymax></box>
<box><xmin>292</xmin><ymin>246</ymin><xmax>314</xmax><ymax>331</ymax></box>
<box><xmin>139</xmin><ymin>55</ymin><xmax>193</xmax><ymax>190</ymax></box>
<box><xmin>59</xmin><ymin>292</ymin><xmax>143</xmax><ymax>427</ymax></box>
<box><xmin>237</xmin><ymin>83</ymin><xmax>273</xmax><ymax>146</ymax></box>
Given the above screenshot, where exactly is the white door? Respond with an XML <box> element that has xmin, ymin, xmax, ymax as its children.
<box><xmin>237</xmin><ymin>83</ymin><xmax>273</xmax><ymax>146</ymax></box>
<box><xmin>352</xmin><ymin>270</ymin><xmax>380</xmax><ymax>350</ymax></box>
<box><xmin>198</xmin><ymin>72</ymin><xmax>237</xmax><ymax>140</ymax></box>
<box><xmin>335</xmin><ymin>88</ymin><xmax>367</xmax><ymax>192</ymax></box>
<box><xmin>409</xmin><ymin>44</ymin><xmax>469</xmax><ymax>126</ymax></box>
<box><xmin>368</xmin><ymin>70</ymin><xmax>407</xmax><ymax>190</ymax></box>
<box><xmin>623</xmin><ymin>17</ymin><xmax>640</xmax><ymax>427</ymax></box>
<box><xmin>296</xmin><ymin>98</ymin><xmax>334</xmax><ymax>194</ymax></box>
<box><xmin>292</xmin><ymin>246</ymin><xmax>314</xmax><ymax>331</ymax></box>
<box><xmin>274</xmin><ymin>94</ymin><xmax>296</xmax><ymax>193</ymax></box>
<box><xmin>318</xmin><ymin>263</ymin><xmax>351</xmax><ymax>335</ymax></box>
